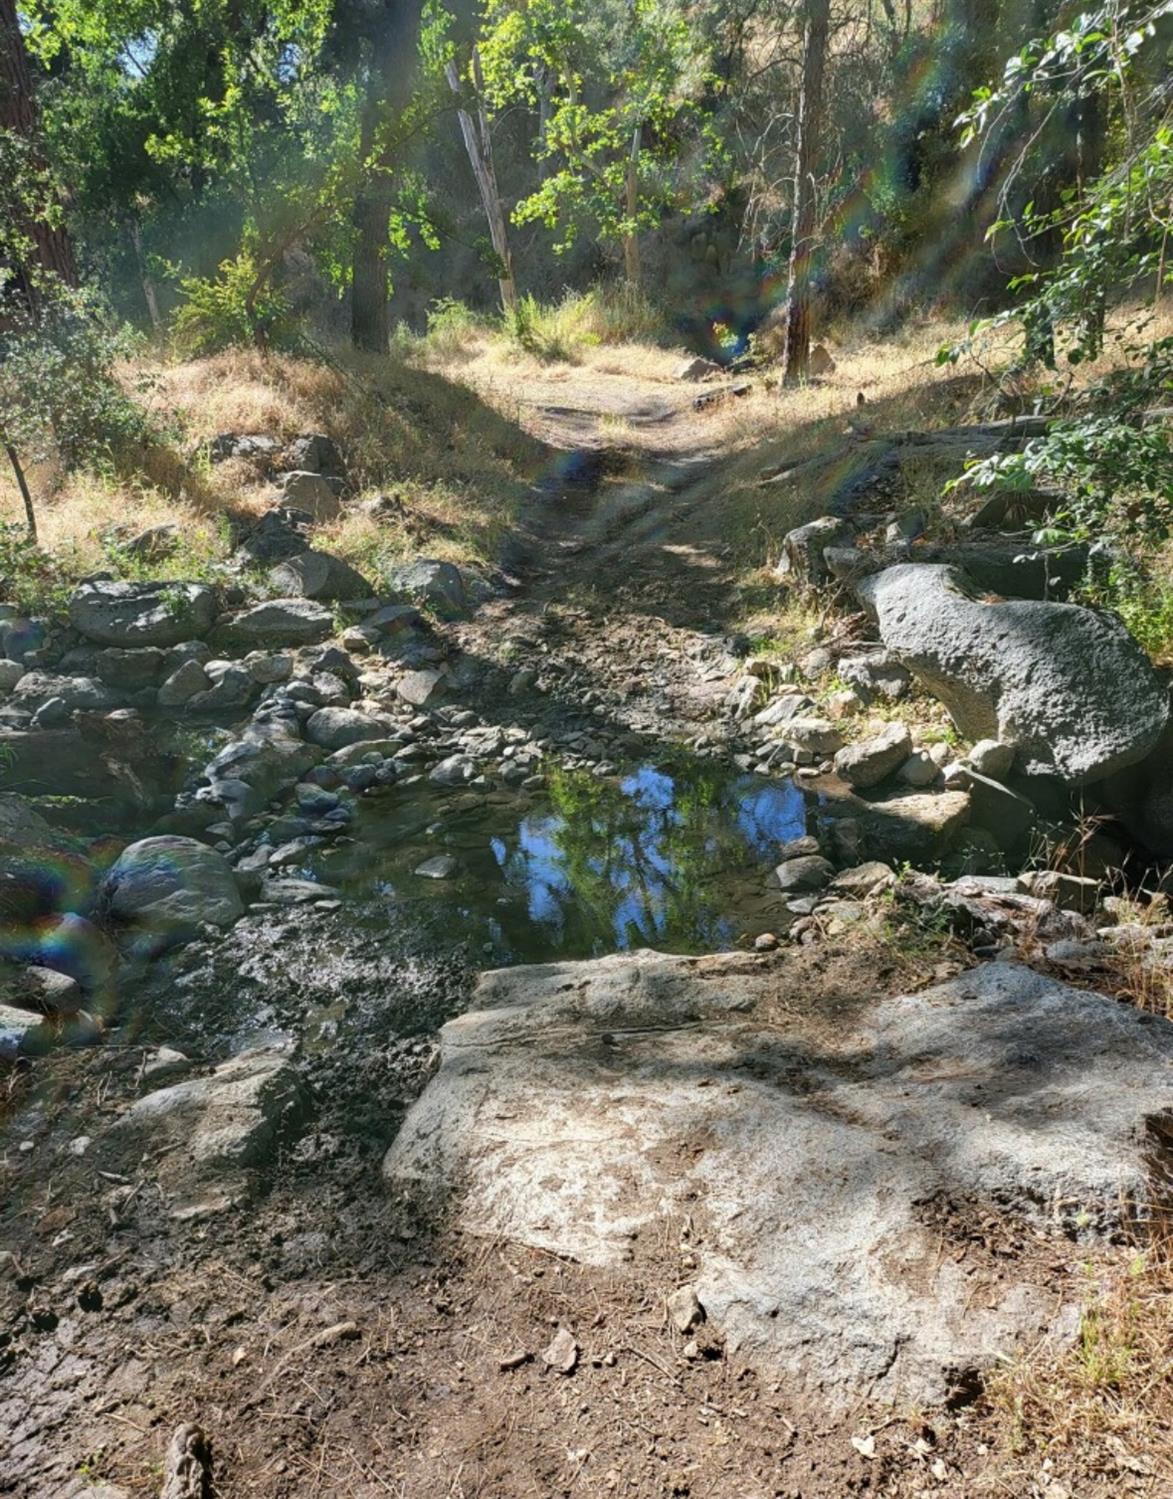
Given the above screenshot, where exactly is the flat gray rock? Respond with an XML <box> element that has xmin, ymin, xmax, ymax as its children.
<box><xmin>384</xmin><ymin>951</ymin><xmax>1173</xmax><ymax>1408</ymax></box>
<box><xmin>858</xmin><ymin>564</ymin><xmax>1168</xmax><ymax>784</ymax></box>
<box><xmin>212</xmin><ymin>598</ymin><xmax>334</xmax><ymax>649</ymax></box>
<box><xmin>69</xmin><ymin>580</ymin><xmax>217</xmax><ymax>648</ymax></box>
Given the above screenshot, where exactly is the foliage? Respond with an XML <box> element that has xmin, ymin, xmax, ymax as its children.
<box><xmin>475</xmin><ymin>0</ymin><xmax>724</xmax><ymax>271</ymax></box>
<box><xmin>0</xmin><ymin>524</ymin><xmax>75</xmax><ymax>614</ymax></box>
<box><xmin>507</xmin><ymin>285</ymin><xmax>666</xmax><ymax>356</ymax></box>
<box><xmin>0</xmin><ymin>283</ymin><xmax>154</xmax><ymax>470</ymax></box>
<box><xmin>950</xmin><ymin>337</ymin><xmax>1173</xmax><ymax>540</ymax></box>
<box><xmin>171</xmin><ymin>252</ymin><xmax>298</xmax><ymax>356</ymax></box>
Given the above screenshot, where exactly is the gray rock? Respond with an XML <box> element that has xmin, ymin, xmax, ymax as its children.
<box><xmin>285</xmin><ymin>432</ymin><xmax>345</xmax><ymax>478</ymax></box>
<box><xmin>69</xmin><ymin>580</ymin><xmax>217</xmax><ymax>647</ymax></box>
<box><xmin>0</xmin><ymin>1003</ymin><xmax>50</xmax><ymax>1060</ymax></box>
<box><xmin>385</xmin><ymin>559</ymin><xmax>469</xmax><ymax>620</ymax></box>
<box><xmin>966</xmin><ymin>738</ymin><xmax>1015</xmax><ymax>779</ymax></box>
<box><xmin>784</xmin><ymin>717</ymin><xmax>845</xmax><ymax>756</ymax></box>
<box><xmin>823</xmin><ymin>787</ymin><xmax>971</xmax><ymax>864</ymax></box>
<box><xmin>834</xmin><ymin>723</ymin><xmax>912</xmax><ymax>789</ymax></box>
<box><xmin>774</xmin><ymin>517</ymin><xmax>851</xmax><ymax>587</ymax></box>
<box><xmin>103</xmin><ymin>835</ymin><xmax>244</xmax><ymax>934</ymax></box>
<box><xmin>183</xmin><ymin>665</ymin><xmax>257</xmax><ymax>716</ymax></box>
<box><xmin>397</xmin><ymin>668</ymin><xmax>447</xmax><ymax>707</ymax></box>
<box><xmin>838</xmin><ymin>652</ymin><xmax>911</xmax><ymax>703</ymax></box>
<box><xmin>384</xmin><ymin>952</ymin><xmax>1173</xmax><ymax>1407</ymax></box>
<box><xmin>857</xmin><ymin>564</ymin><xmax>1168</xmax><ymax>784</ymax></box>
<box><xmin>269</xmin><ymin>549</ymin><xmax>373</xmax><ymax>602</ymax></box>
<box><xmin>259</xmin><ymin>876</ymin><xmax>340</xmax><ymax>905</ymax></box>
<box><xmin>830</xmin><ymin>862</ymin><xmax>896</xmax><ymax>897</ymax></box>
<box><xmin>209</xmin><ymin>432</ymin><xmax>279</xmax><ymax>465</ymax></box>
<box><xmin>774</xmin><ymin>855</ymin><xmax>835</xmax><ymax>892</ymax></box>
<box><xmin>93</xmin><ymin>646</ymin><xmax>165</xmax><ymax>689</ymax></box>
<box><xmin>14</xmin><ymin>672</ymin><xmax>118</xmax><ymax>710</ymax></box>
<box><xmin>0</xmin><ymin>659</ymin><xmax>24</xmax><ymax>694</ymax></box>
<box><xmin>110</xmin><ymin>1047</ymin><xmax>305</xmax><ymax>1201</ymax></box>
<box><xmin>430</xmin><ymin>754</ymin><xmax>476</xmax><ymax>787</ymax></box>
<box><xmin>158</xmin><ymin>660</ymin><xmax>211</xmax><ymax>707</ymax></box>
<box><xmin>414</xmin><ymin>854</ymin><xmax>460</xmax><ymax>879</ymax></box>
<box><xmin>204</xmin><ymin>725</ymin><xmax>322</xmax><ymax>812</ymax></box>
<box><xmin>305</xmin><ymin>707</ymin><xmax>390</xmax><ymax>751</ymax></box>
<box><xmin>898</xmin><ymin>750</ymin><xmax>939</xmax><ymax>787</ymax></box>
<box><xmin>244</xmin><ymin>651</ymin><xmax>293</xmax><ymax>684</ymax></box>
<box><xmin>278</xmin><ymin>470</ymin><xmax>341</xmax><ymax>520</ymax></box>
<box><xmin>212</xmin><ymin>599</ymin><xmax>334</xmax><ymax>650</ymax></box>
<box><xmin>236</xmin><ymin>506</ymin><xmax>314</xmax><ymax>565</ymax></box>
<box><xmin>123</xmin><ymin>522</ymin><xmax>179</xmax><ymax>561</ymax></box>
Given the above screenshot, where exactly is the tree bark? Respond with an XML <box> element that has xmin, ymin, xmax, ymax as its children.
<box><xmin>128</xmin><ymin>218</ymin><xmax>161</xmax><ymax>332</ymax></box>
<box><xmin>0</xmin><ymin>0</ymin><xmax>77</xmax><ymax>307</ymax></box>
<box><xmin>781</xmin><ymin>0</ymin><xmax>830</xmax><ymax>385</ymax></box>
<box><xmin>446</xmin><ymin>50</ymin><xmax>517</xmax><ymax>315</ymax></box>
<box><xmin>623</xmin><ymin>123</ymin><xmax>642</xmax><ymax>291</ymax></box>
<box><xmin>4</xmin><ymin>441</ymin><xmax>37</xmax><ymax>540</ymax></box>
<box><xmin>349</xmin><ymin>0</ymin><xmax>422</xmax><ymax>353</ymax></box>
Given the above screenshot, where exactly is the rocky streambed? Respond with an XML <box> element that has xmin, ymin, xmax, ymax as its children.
<box><xmin>3</xmin><ymin>458</ymin><xmax>1173</xmax><ymax>1494</ymax></box>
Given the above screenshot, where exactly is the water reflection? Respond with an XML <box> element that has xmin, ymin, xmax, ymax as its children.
<box><xmin>322</xmin><ymin>760</ymin><xmax>809</xmax><ymax>963</ymax></box>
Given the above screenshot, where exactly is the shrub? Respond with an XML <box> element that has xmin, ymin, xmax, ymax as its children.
<box><xmin>171</xmin><ymin>252</ymin><xmax>296</xmax><ymax>356</ymax></box>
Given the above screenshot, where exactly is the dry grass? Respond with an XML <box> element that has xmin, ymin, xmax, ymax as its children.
<box><xmin>0</xmin><ymin>346</ymin><xmax>546</xmax><ymax>585</ymax></box>
<box><xmin>979</xmin><ymin>1244</ymin><xmax>1173</xmax><ymax>1494</ymax></box>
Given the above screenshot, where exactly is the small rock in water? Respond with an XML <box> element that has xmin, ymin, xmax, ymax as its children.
<box><xmin>414</xmin><ymin>855</ymin><xmax>459</xmax><ymax>880</ymax></box>
<box><xmin>753</xmin><ymin>932</ymin><xmax>779</xmax><ymax>952</ymax></box>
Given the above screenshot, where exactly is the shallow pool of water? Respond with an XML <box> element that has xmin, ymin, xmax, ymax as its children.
<box><xmin>313</xmin><ymin>760</ymin><xmax>812</xmax><ymax>965</ymax></box>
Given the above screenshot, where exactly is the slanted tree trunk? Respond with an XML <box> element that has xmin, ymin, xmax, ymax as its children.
<box><xmin>446</xmin><ymin>50</ymin><xmax>517</xmax><ymax>315</ymax></box>
<box><xmin>781</xmin><ymin>0</ymin><xmax>830</xmax><ymax>385</ymax></box>
<box><xmin>4</xmin><ymin>440</ymin><xmax>37</xmax><ymax>539</ymax></box>
<box><xmin>623</xmin><ymin>123</ymin><xmax>642</xmax><ymax>291</ymax></box>
<box><xmin>0</xmin><ymin>0</ymin><xmax>77</xmax><ymax>307</ymax></box>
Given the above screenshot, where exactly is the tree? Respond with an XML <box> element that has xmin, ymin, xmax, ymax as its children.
<box><xmin>479</xmin><ymin>0</ymin><xmax>718</xmax><ymax>292</ymax></box>
<box><xmin>0</xmin><ymin>0</ymin><xmax>76</xmax><ymax>309</ymax></box>
<box><xmin>781</xmin><ymin>0</ymin><xmax>830</xmax><ymax>384</ymax></box>
<box><xmin>445</xmin><ymin>46</ymin><xmax>517</xmax><ymax>314</ymax></box>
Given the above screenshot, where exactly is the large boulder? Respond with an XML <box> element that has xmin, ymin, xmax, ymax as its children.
<box><xmin>857</xmin><ymin>564</ymin><xmax>1168</xmax><ymax>784</ymax></box>
<box><xmin>69</xmin><ymin>580</ymin><xmax>217</xmax><ymax>648</ymax></box>
<box><xmin>820</xmin><ymin>785</ymin><xmax>971</xmax><ymax>864</ymax></box>
<box><xmin>269</xmin><ymin>549</ymin><xmax>373</xmax><ymax>602</ymax></box>
<box><xmin>212</xmin><ymin>598</ymin><xmax>334</xmax><ymax>650</ymax></box>
<box><xmin>384</xmin><ymin>951</ymin><xmax>1173</xmax><ymax>1408</ymax></box>
<box><xmin>103</xmin><ymin>835</ymin><xmax>243</xmax><ymax>935</ymax></box>
<box><xmin>0</xmin><ymin>794</ymin><xmax>94</xmax><ymax>916</ymax></box>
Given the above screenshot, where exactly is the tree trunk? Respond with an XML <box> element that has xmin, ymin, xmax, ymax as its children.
<box><xmin>4</xmin><ymin>441</ymin><xmax>37</xmax><ymax>540</ymax></box>
<box><xmin>351</xmin><ymin>85</ymin><xmax>394</xmax><ymax>353</ymax></box>
<box><xmin>128</xmin><ymin>218</ymin><xmax>161</xmax><ymax>332</ymax></box>
<box><xmin>0</xmin><ymin>0</ymin><xmax>77</xmax><ymax>307</ymax></box>
<box><xmin>446</xmin><ymin>52</ymin><xmax>517</xmax><ymax>315</ymax></box>
<box><xmin>623</xmin><ymin>123</ymin><xmax>641</xmax><ymax>291</ymax></box>
<box><xmin>781</xmin><ymin>0</ymin><xmax>830</xmax><ymax>385</ymax></box>
<box><xmin>349</xmin><ymin>0</ymin><xmax>423</xmax><ymax>353</ymax></box>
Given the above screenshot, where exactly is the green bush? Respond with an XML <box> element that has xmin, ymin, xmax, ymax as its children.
<box><xmin>171</xmin><ymin>251</ymin><xmax>296</xmax><ymax>356</ymax></box>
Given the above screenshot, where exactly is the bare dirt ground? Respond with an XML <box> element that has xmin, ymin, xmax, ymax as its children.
<box><xmin>2</xmin><ymin>361</ymin><xmax>1169</xmax><ymax>1499</ymax></box>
